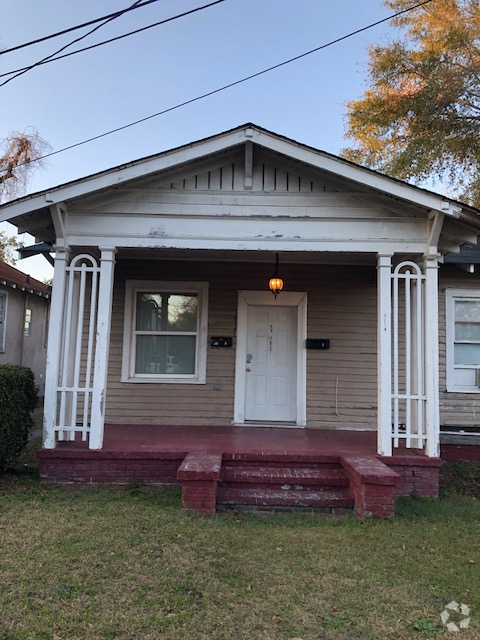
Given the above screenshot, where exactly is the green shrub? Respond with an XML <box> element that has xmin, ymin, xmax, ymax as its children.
<box><xmin>0</xmin><ymin>365</ymin><xmax>38</xmax><ymax>471</ymax></box>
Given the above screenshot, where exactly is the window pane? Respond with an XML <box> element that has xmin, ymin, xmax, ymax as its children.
<box><xmin>135</xmin><ymin>335</ymin><xmax>196</xmax><ymax>374</ymax></box>
<box><xmin>454</xmin><ymin>343</ymin><xmax>480</xmax><ymax>365</ymax></box>
<box><xmin>454</xmin><ymin>368</ymin><xmax>477</xmax><ymax>388</ymax></box>
<box><xmin>455</xmin><ymin>300</ymin><xmax>480</xmax><ymax>322</ymax></box>
<box><xmin>455</xmin><ymin>322</ymin><xmax>480</xmax><ymax>341</ymax></box>
<box><xmin>136</xmin><ymin>293</ymin><xmax>198</xmax><ymax>331</ymax></box>
<box><xmin>24</xmin><ymin>308</ymin><xmax>32</xmax><ymax>337</ymax></box>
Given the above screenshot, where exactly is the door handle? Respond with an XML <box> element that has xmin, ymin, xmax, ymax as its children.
<box><xmin>246</xmin><ymin>367</ymin><xmax>251</xmax><ymax>372</ymax></box>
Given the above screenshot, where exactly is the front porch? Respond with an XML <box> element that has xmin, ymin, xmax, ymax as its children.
<box><xmin>37</xmin><ymin>424</ymin><xmax>441</xmax><ymax>518</ymax></box>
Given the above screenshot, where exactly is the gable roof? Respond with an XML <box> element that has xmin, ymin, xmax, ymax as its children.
<box><xmin>0</xmin><ymin>260</ymin><xmax>51</xmax><ymax>298</ymax></box>
<box><xmin>1</xmin><ymin>123</ymin><xmax>480</xmax><ymax>237</ymax></box>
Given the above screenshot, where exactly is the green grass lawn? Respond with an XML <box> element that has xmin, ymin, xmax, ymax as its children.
<box><xmin>0</xmin><ymin>468</ymin><xmax>479</xmax><ymax>640</ymax></box>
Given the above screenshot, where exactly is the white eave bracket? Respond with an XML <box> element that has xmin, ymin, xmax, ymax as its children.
<box><xmin>49</xmin><ymin>202</ymin><xmax>68</xmax><ymax>240</ymax></box>
<box><xmin>426</xmin><ymin>210</ymin><xmax>445</xmax><ymax>257</ymax></box>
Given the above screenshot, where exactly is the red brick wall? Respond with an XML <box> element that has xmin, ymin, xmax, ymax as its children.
<box><xmin>441</xmin><ymin>444</ymin><xmax>480</xmax><ymax>463</ymax></box>
<box><xmin>38</xmin><ymin>454</ymin><xmax>182</xmax><ymax>484</ymax></box>
<box><xmin>388</xmin><ymin>464</ymin><xmax>440</xmax><ymax>498</ymax></box>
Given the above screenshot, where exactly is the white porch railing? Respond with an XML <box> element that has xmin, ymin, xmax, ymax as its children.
<box><xmin>377</xmin><ymin>254</ymin><xmax>439</xmax><ymax>457</ymax></box>
<box><xmin>44</xmin><ymin>249</ymin><xmax>116</xmax><ymax>449</ymax></box>
<box><xmin>57</xmin><ymin>254</ymin><xmax>100</xmax><ymax>442</ymax></box>
<box><xmin>392</xmin><ymin>261</ymin><xmax>427</xmax><ymax>449</ymax></box>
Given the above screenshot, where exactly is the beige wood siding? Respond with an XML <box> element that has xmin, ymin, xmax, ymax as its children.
<box><xmin>306</xmin><ymin>266</ymin><xmax>377</xmax><ymax>429</ymax></box>
<box><xmin>105</xmin><ymin>260</ymin><xmax>378</xmax><ymax>429</ymax></box>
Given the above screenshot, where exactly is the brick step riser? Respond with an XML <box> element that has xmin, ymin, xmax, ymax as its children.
<box><xmin>221</xmin><ymin>466</ymin><xmax>349</xmax><ymax>486</ymax></box>
<box><xmin>220</xmin><ymin>476</ymin><xmax>349</xmax><ymax>488</ymax></box>
<box><xmin>217</xmin><ymin>486</ymin><xmax>354</xmax><ymax>508</ymax></box>
<box><xmin>223</xmin><ymin>459</ymin><xmax>341</xmax><ymax>469</ymax></box>
<box><xmin>220</xmin><ymin>482</ymin><xmax>349</xmax><ymax>495</ymax></box>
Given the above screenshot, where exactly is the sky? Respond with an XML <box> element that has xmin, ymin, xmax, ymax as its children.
<box><xmin>0</xmin><ymin>0</ymin><xmax>398</xmax><ymax>281</ymax></box>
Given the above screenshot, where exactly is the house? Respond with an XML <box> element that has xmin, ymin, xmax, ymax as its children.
<box><xmin>0</xmin><ymin>259</ymin><xmax>51</xmax><ymax>394</ymax></box>
<box><xmin>1</xmin><ymin>123</ymin><xmax>479</xmax><ymax>516</ymax></box>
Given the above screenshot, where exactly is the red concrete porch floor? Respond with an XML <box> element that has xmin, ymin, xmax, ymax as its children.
<box><xmin>53</xmin><ymin>423</ymin><xmax>427</xmax><ymax>457</ymax></box>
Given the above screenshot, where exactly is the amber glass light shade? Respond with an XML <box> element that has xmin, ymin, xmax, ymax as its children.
<box><xmin>269</xmin><ymin>251</ymin><xmax>284</xmax><ymax>299</ymax></box>
<box><xmin>269</xmin><ymin>277</ymin><xmax>284</xmax><ymax>298</ymax></box>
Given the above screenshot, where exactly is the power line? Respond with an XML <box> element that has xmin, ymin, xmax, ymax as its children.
<box><xmin>13</xmin><ymin>0</ymin><xmax>435</xmax><ymax>169</ymax></box>
<box><xmin>0</xmin><ymin>0</ymin><xmax>228</xmax><ymax>81</ymax></box>
<box><xmin>1</xmin><ymin>0</ymin><xmax>146</xmax><ymax>87</ymax></box>
<box><xmin>0</xmin><ymin>0</ymin><xmax>160</xmax><ymax>55</ymax></box>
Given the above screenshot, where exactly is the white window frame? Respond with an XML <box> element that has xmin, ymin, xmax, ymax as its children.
<box><xmin>0</xmin><ymin>292</ymin><xmax>7</xmax><ymax>352</ymax></box>
<box><xmin>446</xmin><ymin>288</ymin><xmax>480</xmax><ymax>393</ymax></box>
<box><xmin>122</xmin><ymin>280</ymin><xmax>209</xmax><ymax>384</ymax></box>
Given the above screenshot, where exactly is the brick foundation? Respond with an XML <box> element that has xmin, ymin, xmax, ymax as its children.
<box><xmin>380</xmin><ymin>456</ymin><xmax>442</xmax><ymax>498</ymax></box>
<box><xmin>37</xmin><ymin>450</ymin><xmax>184</xmax><ymax>484</ymax></box>
<box><xmin>441</xmin><ymin>444</ymin><xmax>480</xmax><ymax>463</ymax></box>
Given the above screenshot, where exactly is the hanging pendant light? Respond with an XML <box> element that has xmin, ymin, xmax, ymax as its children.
<box><xmin>269</xmin><ymin>253</ymin><xmax>284</xmax><ymax>299</ymax></box>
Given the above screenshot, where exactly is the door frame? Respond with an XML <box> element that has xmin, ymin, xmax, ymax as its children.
<box><xmin>233</xmin><ymin>290</ymin><xmax>307</xmax><ymax>426</ymax></box>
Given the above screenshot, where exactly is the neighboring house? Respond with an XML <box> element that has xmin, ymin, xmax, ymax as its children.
<box><xmin>0</xmin><ymin>124</ymin><xmax>479</xmax><ymax>514</ymax></box>
<box><xmin>0</xmin><ymin>260</ymin><xmax>51</xmax><ymax>394</ymax></box>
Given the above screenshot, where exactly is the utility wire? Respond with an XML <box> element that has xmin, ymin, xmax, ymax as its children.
<box><xmin>0</xmin><ymin>0</ymin><xmax>160</xmax><ymax>55</ymax></box>
<box><xmin>12</xmin><ymin>0</ymin><xmax>435</xmax><ymax>169</ymax></box>
<box><xmin>0</xmin><ymin>0</ymin><xmax>228</xmax><ymax>81</ymax></box>
<box><xmin>1</xmin><ymin>0</ymin><xmax>146</xmax><ymax>87</ymax></box>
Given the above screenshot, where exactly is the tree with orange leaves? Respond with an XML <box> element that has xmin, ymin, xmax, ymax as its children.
<box><xmin>342</xmin><ymin>0</ymin><xmax>480</xmax><ymax>206</ymax></box>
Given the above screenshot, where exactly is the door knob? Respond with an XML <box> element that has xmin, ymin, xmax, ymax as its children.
<box><xmin>246</xmin><ymin>367</ymin><xmax>251</xmax><ymax>372</ymax></box>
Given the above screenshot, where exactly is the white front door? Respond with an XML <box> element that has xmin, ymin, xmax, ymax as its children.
<box><xmin>244</xmin><ymin>305</ymin><xmax>297</xmax><ymax>422</ymax></box>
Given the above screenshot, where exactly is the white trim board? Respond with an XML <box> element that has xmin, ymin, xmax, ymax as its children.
<box><xmin>121</xmin><ymin>279</ymin><xmax>209</xmax><ymax>384</ymax></box>
<box><xmin>445</xmin><ymin>288</ymin><xmax>480</xmax><ymax>393</ymax></box>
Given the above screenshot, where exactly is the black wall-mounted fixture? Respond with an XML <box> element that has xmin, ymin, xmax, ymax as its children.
<box><xmin>306</xmin><ymin>338</ymin><xmax>330</xmax><ymax>350</ymax></box>
<box><xmin>210</xmin><ymin>337</ymin><xmax>233</xmax><ymax>348</ymax></box>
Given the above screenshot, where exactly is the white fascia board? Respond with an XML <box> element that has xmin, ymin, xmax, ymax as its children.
<box><xmin>0</xmin><ymin>128</ymin><xmax>249</xmax><ymax>221</ymax></box>
<box><xmin>251</xmin><ymin>130</ymin><xmax>463</xmax><ymax>217</ymax></box>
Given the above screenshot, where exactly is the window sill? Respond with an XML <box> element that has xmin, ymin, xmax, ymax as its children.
<box><xmin>121</xmin><ymin>376</ymin><xmax>206</xmax><ymax>384</ymax></box>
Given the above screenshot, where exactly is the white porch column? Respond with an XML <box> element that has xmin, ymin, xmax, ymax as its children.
<box><xmin>377</xmin><ymin>254</ymin><xmax>393</xmax><ymax>456</ymax></box>
<box><xmin>43</xmin><ymin>246</ymin><xmax>70</xmax><ymax>449</ymax></box>
<box><xmin>423</xmin><ymin>255</ymin><xmax>440</xmax><ymax>457</ymax></box>
<box><xmin>89</xmin><ymin>247</ymin><xmax>117</xmax><ymax>450</ymax></box>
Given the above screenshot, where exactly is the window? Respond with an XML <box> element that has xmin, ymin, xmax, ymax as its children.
<box><xmin>24</xmin><ymin>308</ymin><xmax>32</xmax><ymax>337</ymax></box>
<box><xmin>0</xmin><ymin>293</ymin><xmax>6</xmax><ymax>352</ymax></box>
<box><xmin>122</xmin><ymin>280</ymin><xmax>209</xmax><ymax>383</ymax></box>
<box><xmin>446</xmin><ymin>289</ymin><xmax>480</xmax><ymax>392</ymax></box>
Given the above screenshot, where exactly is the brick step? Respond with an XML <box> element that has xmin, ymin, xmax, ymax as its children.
<box><xmin>217</xmin><ymin>486</ymin><xmax>354</xmax><ymax>509</ymax></box>
<box><xmin>223</xmin><ymin>454</ymin><xmax>341</xmax><ymax>467</ymax></box>
<box><xmin>223</xmin><ymin>460</ymin><xmax>341</xmax><ymax>470</ymax></box>
<box><xmin>220</xmin><ymin>465</ymin><xmax>349</xmax><ymax>486</ymax></box>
